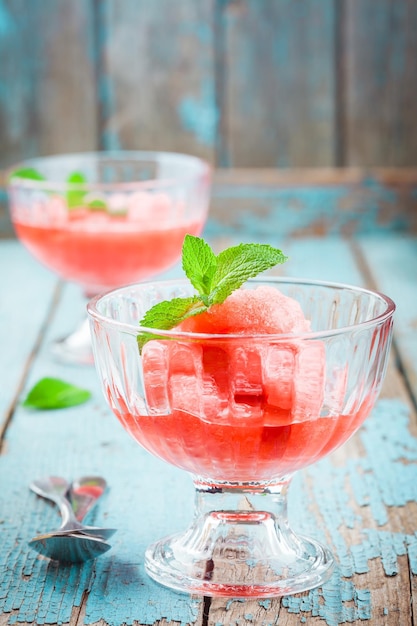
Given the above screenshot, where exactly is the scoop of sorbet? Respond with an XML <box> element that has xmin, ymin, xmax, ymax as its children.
<box><xmin>179</xmin><ymin>286</ymin><xmax>310</xmax><ymax>335</ymax></box>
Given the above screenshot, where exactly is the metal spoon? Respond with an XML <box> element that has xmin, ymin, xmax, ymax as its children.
<box><xmin>68</xmin><ymin>475</ymin><xmax>117</xmax><ymax>540</ymax></box>
<box><xmin>29</xmin><ymin>475</ymin><xmax>116</xmax><ymax>540</ymax></box>
<box><xmin>28</xmin><ymin>476</ymin><xmax>115</xmax><ymax>563</ymax></box>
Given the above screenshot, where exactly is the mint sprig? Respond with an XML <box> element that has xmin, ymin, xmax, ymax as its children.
<box><xmin>9</xmin><ymin>168</ymin><xmax>110</xmax><ymax>212</ymax></box>
<box><xmin>137</xmin><ymin>235</ymin><xmax>288</xmax><ymax>349</ymax></box>
<box><xmin>88</xmin><ymin>198</ymin><xmax>108</xmax><ymax>211</ymax></box>
<box><xmin>22</xmin><ymin>377</ymin><xmax>91</xmax><ymax>410</ymax></box>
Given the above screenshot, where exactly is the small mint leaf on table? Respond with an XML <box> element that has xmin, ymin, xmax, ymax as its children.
<box><xmin>22</xmin><ymin>377</ymin><xmax>91</xmax><ymax>410</ymax></box>
<box><xmin>66</xmin><ymin>172</ymin><xmax>87</xmax><ymax>209</ymax></box>
<box><xmin>137</xmin><ymin>235</ymin><xmax>288</xmax><ymax>350</ymax></box>
<box><xmin>9</xmin><ymin>168</ymin><xmax>45</xmax><ymax>182</ymax></box>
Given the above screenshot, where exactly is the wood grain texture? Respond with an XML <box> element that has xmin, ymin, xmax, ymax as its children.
<box><xmin>0</xmin><ymin>243</ymin><xmax>57</xmax><ymax>437</ymax></box>
<box><xmin>342</xmin><ymin>0</ymin><xmax>417</xmax><ymax>166</ymax></box>
<box><xmin>0</xmin><ymin>188</ymin><xmax>12</xmax><ymax>238</ymax></box>
<box><xmin>358</xmin><ymin>235</ymin><xmax>417</xmax><ymax>407</ymax></box>
<box><xmin>0</xmin><ymin>0</ymin><xmax>98</xmax><ymax>168</ymax></box>
<box><xmin>1</xmin><ymin>1</ymin><xmax>417</xmax><ymax>168</ymax></box>
<box><xmin>220</xmin><ymin>0</ymin><xmax>337</xmax><ymax>167</ymax></box>
<box><xmin>206</xmin><ymin>168</ymin><xmax>417</xmax><ymax>242</ymax></box>
<box><xmin>100</xmin><ymin>0</ymin><xmax>216</xmax><ymax>161</ymax></box>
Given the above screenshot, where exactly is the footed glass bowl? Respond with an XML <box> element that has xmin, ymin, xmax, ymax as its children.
<box><xmin>8</xmin><ymin>151</ymin><xmax>210</xmax><ymax>364</ymax></box>
<box><xmin>87</xmin><ymin>277</ymin><xmax>395</xmax><ymax>597</ymax></box>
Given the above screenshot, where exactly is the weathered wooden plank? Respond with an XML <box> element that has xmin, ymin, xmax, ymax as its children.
<box><xmin>282</xmin><ymin>236</ymin><xmax>364</xmax><ymax>284</ymax></box>
<box><xmin>0</xmin><ymin>242</ymin><xmax>57</xmax><ymax>437</ymax></box>
<box><xmin>342</xmin><ymin>0</ymin><xmax>417</xmax><ymax>166</ymax></box>
<box><xmin>220</xmin><ymin>0</ymin><xmax>337</xmax><ymax>167</ymax></box>
<box><xmin>357</xmin><ymin>234</ymin><xmax>417</xmax><ymax>408</ymax></box>
<box><xmin>0</xmin><ymin>188</ymin><xmax>13</xmax><ymax>238</ymax></box>
<box><xmin>0</xmin><ymin>0</ymin><xmax>97</xmax><ymax>167</ymax></box>
<box><xmin>206</xmin><ymin>168</ymin><xmax>417</xmax><ymax>241</ymax></box>
<box><xmin>0</xmin><ymin>1</ymin><xmax>416</xmax><ymax>174</ymax></box>
<box><xmin>0</xmin><ymin>0</ymin><xmax>98</xmax><ymax>237</ymax></box>
<box><xmin>101</xmin><ymin>0</ymin><xmax>216</xmax><ymax>162</ymax></box>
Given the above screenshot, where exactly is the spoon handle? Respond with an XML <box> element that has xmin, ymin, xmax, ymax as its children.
<box><xmin>29</xmin><ymin>475</ymin><xmax>116</xmax><ymax>543</ymax></box>
<box><xmin>30</xmin><ymin>475</ymin><xmax>108</xmax><ymax>530</ymax></box>
<box><xmin>30</xmin><ymin>476</ymin><xmax>79</xmax><ymax>529</ymax></box>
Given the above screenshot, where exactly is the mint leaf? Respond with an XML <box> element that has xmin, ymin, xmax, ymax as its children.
<box><xmin>67</xmin><ymin>172</ymin><xmax>86</xmax><ymax>185</ymax></box>
<box><xmin>87</xmin><ymin>198</ymin><xmax>108</xmax><ymax>211</ymax></box>
<box><xmin>141</xmin><ymin>295</ymin><xmax>206</xmax><ymax>329</ymax></box>
<box><xmin>138</xmin><ymin>296</ymin><xmax>207</xmax><ymax>350</ymax></box>
<box><xmin>209</xmin><ymin>243</ymin><xmax>288</xmax><ymax>305</ymax></box>
<box><xmin>66</xmin><ymin>172</ymin><xmax>87</xmax><ymax>209</ymax></box>
<box><xmin>9</xmin><ymin>167</ymin><xmax>45</xmax><ymax>182</ymax></box>
<box><xmin>182</xmin><ymin>235</ymin><xmax>217</xmax><ymax>303</ymax></box>
<box><xmin>22</xmin><ymin>377</ymin><xmax>91</xmax><ymax>410</ymax></box>
<box><xmin>137</xmin><ymin>236</ymin><xmax>288</xmax><ymax>349</ymax></box>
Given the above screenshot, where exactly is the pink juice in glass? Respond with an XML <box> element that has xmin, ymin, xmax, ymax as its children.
<box><xmin>114</xmin><ymin>399</ymin><xmax>369</xmax><ymax>483</ymax></box>
<box><xmin>109</xmin><ymin>286</ymin><xmax>373</xmax><ymax>483</ymax></box>
<box><xmin>13</xmin><ymin>194</ymin><xmax>204</xmax><ymax>292</ymax></box>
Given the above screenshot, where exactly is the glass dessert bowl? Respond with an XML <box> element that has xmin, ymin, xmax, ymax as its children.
<box><xmin>87</xmin><ymin>276</ymin><xmax>395</xmax><ymax>597</ymax></box>
<box><xmin>7</xmin><ymin>151</ymin><xmax>210</xmax><ymax>364</ymax></box>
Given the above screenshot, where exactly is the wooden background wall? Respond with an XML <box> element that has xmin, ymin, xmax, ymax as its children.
<box><xmin>1</xmin><ymin>0</ymin><xmax>417</xmax><ymax>171</ymax></box>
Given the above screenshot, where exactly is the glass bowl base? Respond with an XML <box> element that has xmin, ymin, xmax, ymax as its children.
<box><xmin>145</xmin><ymin>521</ymin><xmax>335</xmax><ymax>598</ymax></box>
<box><xmin>51</xmin><ymin>317</ymin><xmax>94</xmax><ymax>366</ymax></box>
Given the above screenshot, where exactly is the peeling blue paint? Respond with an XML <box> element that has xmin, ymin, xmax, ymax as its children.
<box><xmin>99</xmin><ymin>71</ymin><xmax>121</xmax><ymax>151</ymax></box>
<box><xmin>207</xmin><ymin>182</ymin><xmax>414</xmax><ymax>240</ymax></box>
<box><xmin>0</xmin><ymin>0</ymin><xmax>15</xmax><ymax>38</ymax></box>
<box><xmin>180</xmin><ymin>20</ymin><xmax>212</xmax><ymax>46</ymax></box>
<box><xmin>258</xmin><ymin>599</ymin><xmax>271</xmax><ymax>609</ymax></box>
<box><xmin>101</xmin><ymin>127</ymin><xmax>122</xmax><ymax>151</ymax></box>
<box><xmin>178</xmin><ymin>82</ymin><xmax>218</xmax><ymax>147</ymax></box>
<box><xmin>279</xmin><ymin>398</ymin><xmax>417</xmax><ymax>625</ymax></box>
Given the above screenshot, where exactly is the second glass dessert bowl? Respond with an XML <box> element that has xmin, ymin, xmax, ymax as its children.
<box><xmin>7</xmin><ymin>151</ymin><xmax>210</xmax><ymax>364</ymax></box>
<box><xmin>87</xmin><ymin>277</ymin><xmax>395</xmax><ymax>597</ymax></box>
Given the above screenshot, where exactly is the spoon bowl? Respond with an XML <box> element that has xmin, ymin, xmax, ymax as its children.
<box><xmin>28</xmin><ymin>531</ymin><xmax>111</xmax><ymax>563</ymax></box>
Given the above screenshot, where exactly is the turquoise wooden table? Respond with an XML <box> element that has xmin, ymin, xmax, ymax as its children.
<box><xmin>0</xmin><ymin>170</ymin><xmax>417</xmax><ymax>626</ymax></box>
